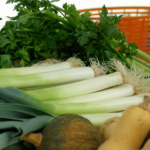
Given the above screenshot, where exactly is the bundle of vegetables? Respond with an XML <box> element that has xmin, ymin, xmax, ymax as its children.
<box><xmin>20</xmin><ymin>59</ymin><xmax>149</xmax><ymax>119</ymax></box>
<box><xmin>0</xmin><ymin>57</ymin><xmax>149</xmax><ymax>125</ymax></box>
<box><xmin>1</xmin><ymin>1</ymin><xmax>150</xmax><ymax>148</ymax></box>
<box><xmin>0</xmin><ymin>0</ymin><xmax>150</xmax><ymax>76</ymax></box>
<box><xmin>1</xmin><ymin>94</ymin><xmax>149</xmax><ymax>150</ymax></box>
<box><xmin>0</xmin><ymin>57</ymin><xmax>149</xmax><ymax>149</ymax></box>
<box><xmin>0</xmin><ymin>85</ymin><xmax>118</xmax><ymax>150</ymax></box>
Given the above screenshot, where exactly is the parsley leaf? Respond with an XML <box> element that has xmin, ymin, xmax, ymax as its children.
<box><xmin>0</xmin><ymin>55</ymin><xmax>12</xmax><ymax>68</ymax></box>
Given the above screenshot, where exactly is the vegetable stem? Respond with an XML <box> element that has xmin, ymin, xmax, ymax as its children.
<box><xmin>25</xmin><ymin>72</ymin><xmax>123</xmax><ymax>102</ymax></box>
<box><xmin>41</xmin><ymin>10</ymin><xmax>72</xmax><ymax>29</ymax></box>
<box><xmin>50</xmin><ymin>4</ymin><xmax>65</xmax><ymax>13</ymax></box>
<box><xmin>136</xmin><ymin>49</ymin><xmax>150</xmax><ymax>62</ymax></box>
<box><xmin>0</xmin><ymin>67</ymin><xmax>95</xmax><ymax>89</ymax></box>
<box><xmin>100</xmin><ymin>32</ymin><xmax>131</xmax><ymax>68</ymax></box>
<box><xmin>44</xmin><ymin>84</ymin><xmax>134</xmax><ymax>104</ymax></box>
<box><xmin>49</xmin><ymin>95</ymin><xmax>144</xmax><ymax>115</ymax></box>
<box><xmin>126</xmin><ymin>56</ymin><xmax>150</xmax><ymax>73</ymax></box>
<box><xmin>112</xmin><ymin>39</ymin><xmax>150</xmax><ymax>63</ymax></box>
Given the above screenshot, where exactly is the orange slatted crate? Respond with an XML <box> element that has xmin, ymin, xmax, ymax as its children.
<box><xmin>78</xmin><ymin>7</ymin><xmax>150</xmax><ymax>62</ymax></box>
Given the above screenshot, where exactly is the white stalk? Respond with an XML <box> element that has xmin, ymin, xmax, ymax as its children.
<box><xmin>44</xmin><ymin>84</ymin><xmax>134</xmax><ymax>104</ymax></box>
<box><xmin>80</xmin><ymin>112</ymin><xmax>123</xmax><ymax>127</ymax></box>
<box><xmin>25</xmin><ymin>72</ymin><xmax>123</xmax><ymax>102</ymax></box>
<box><xmin>49</xmin><ymin>95</ymin><xmax>144</xmax><ymax>115</ymax></box>
<box><xmin>13</xmin><ymin>59</ymin><xmax>107</xmax><ymax>90</ymax></box>
<box><xmin>0</xmin><ymin>57</ymin><xmax>85</xmax><ymax>77</ymax></box>
<box><xmin>0</xmin><ymin>67</ymin><xmax>95</xmax><ymax>88</ymax></box>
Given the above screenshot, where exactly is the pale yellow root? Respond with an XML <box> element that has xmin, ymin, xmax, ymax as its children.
<box><xmin>109</xmin><ymin>58</ymin><xmax>150</xmax><ymax>94</ymax></box>
<box><xmin>98</xmin><ymin>117</ymin><xmax>121</xmax><ymax>144</ymax></box>
<box><xmin>67</xmin><ymin>57</ymin><xmax>85</xmax><ymax>67</ymax></box>
<box><xmin>90</xmin><ymin>58</ymin><xmax>108</xmax><ymax>77</ymax></box>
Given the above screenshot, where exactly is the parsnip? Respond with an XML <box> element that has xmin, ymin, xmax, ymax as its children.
<box><xmin>97</xmin><ymin>105</ymin><xmax>150</xmax><ymax>150</ymax></box>
<box><xmin>98</xmin><ymin>117</ymin><xmax>120</xmax><ymax>144</ymax></box>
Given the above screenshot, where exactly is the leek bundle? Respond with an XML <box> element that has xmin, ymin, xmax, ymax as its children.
<box><xmin>24</xmin><ymin>72</ymin><xmax>123</xmax><ymax>102</ymax></box>
<box><xmin>0</xmin><ymin>57</ymin><xmax>85</xmax><ymax>77</ymax></box>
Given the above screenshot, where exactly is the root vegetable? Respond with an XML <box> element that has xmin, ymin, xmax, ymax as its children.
<box><xmin>97</xmin><ymin>105</ymin><xmax>150</xmax><ymax>150</ymax></box>
<box><xmin>98</xmin><ymin>117</ymin><xmax>121</xmax><ymax>144</ymax></box>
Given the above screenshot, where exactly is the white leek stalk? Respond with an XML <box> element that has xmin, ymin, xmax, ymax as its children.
<box><xmin>0</xmin><ymin>57</ymin><xmax>84</xmax><ymax>77</ymax></box>
<box><xmin>44</xmin><ymin>84</ymin><xmax>134</xmax><ymax>104</ymax></box>
<box><xmin>48</xmin><ymin>95</ymin><xmax>144</xmax><ymax>115</ymax></box>
<box><xmin>80</xmin><ymin>112</ymin><xmax>123</xmax><ymax>127</ymax></box>
<box><xmin>0</xmin><ymin>67</ymin><xmax>96</xmax><ymax>88</ymax></box>
<box><xmin>24</xmin><ymin>72</ymin><xmax>123</xmax><ymax>102</ymax></box>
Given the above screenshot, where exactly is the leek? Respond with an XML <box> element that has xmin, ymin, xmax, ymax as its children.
<box><xmin>48</xmin><ymin>95</ymin><xmax>144</xmax><ymax>115</ymax></box>
<box><xmin>0</xmin><ymin>67</ymin><xmax>96</xmax><ymax>88</ymax></box>
<box><xmin>0</xmin><ymin>87</ymin><xmax>142</xmax><ymax>129</ymax></box>
<box><xmin>43</xmin><ymin>84</ymin><xmax>134</xmax><ymax>104</ymax></box>
<box><xmin>24</xmin><ymin>72</ymin><xmax>123</xmax><ymax>102</ymax></box>
<box><xmin>0</xmin><ymin>57</ymin><xmax>84</xmax><ymax>77</ymax></box>
<box><xmin>0</xmin><ymin>87</ymin><xmax>53</xmax><ymax>113</ymax></box>
<box><xmin>80</xmin><ymin>112</ymin><xmax>123</xmax><ymax>127</ymax></box>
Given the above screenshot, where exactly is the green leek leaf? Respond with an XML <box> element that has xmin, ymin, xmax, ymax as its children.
<box><xmin>0</xmin><ymin>131</ymin><xmax>19</xmax><ymax>149</ymax></box>
<box><xmin>13</xmin><ymin>115</ymin><xmax>52</xmax><ymax>138</ymax></box>
<box><xmin>0</xmin><ymin>103</ymin><xmax>52</xmax><ymax>116</ymax></box>
<box><xmin>0</xmin><ymin>87</ymin><xmax>54</xmax><ymax>115</ymax></box>
<box><xmin>0</xmin><ymin>110</ymin><xmax>35</xmax><ymax>120</ymax></box>
<box><xmin>0</xmin><ymin>121</ymin><xmax>22</xmax><ymax>130</ymax></box>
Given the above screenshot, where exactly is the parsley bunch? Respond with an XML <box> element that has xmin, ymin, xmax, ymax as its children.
<box><xmin>0</xmin><ymin>0</ymin><xmax>142</xmax><ymax>68</ymax></box>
